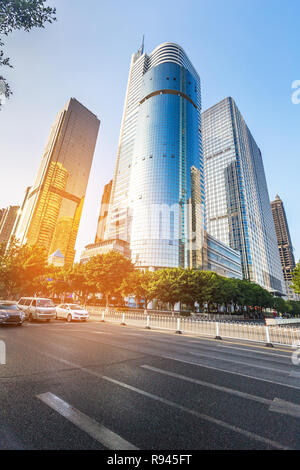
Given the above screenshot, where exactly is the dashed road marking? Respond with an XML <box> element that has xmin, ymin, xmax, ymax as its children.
<box><xmin>160</xmin><ymin>354</ymin><xmax>300</xmax><ymax>390</ymax></box>
<box><xmin>101</xmin><ymin>376</ymin><xmax>291</xmax><ymax>450</ymax></box>
<box><xmin>140</xmin><ymin>365</ymin><xmax>270</xmax><ymax>405</ymax></box>
<box><xmin>188</xmin><ymin>350</ymin><xmax>289</xmax><ymax>374</ymax></box>
<box><xmin>269</xmin><ymin>398</ymin><xmax>300</xmax><ymax>419</ymax></box>
<box><xmin>37</xmin><ymin>392</ymin><xmax>138</xmax><ymax>450</ymax></box>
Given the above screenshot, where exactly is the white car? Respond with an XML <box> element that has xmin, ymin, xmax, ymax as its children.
<box><xmin>56</xmin><ymin>304</ymin><xmax>89</xmax><ymax>322</ymax></box>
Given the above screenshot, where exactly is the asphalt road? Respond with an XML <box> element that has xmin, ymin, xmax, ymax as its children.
<box><xmin>0</xmin><ymin>319</ymin><xmax>300</xmax><ymax>450</ymax></box>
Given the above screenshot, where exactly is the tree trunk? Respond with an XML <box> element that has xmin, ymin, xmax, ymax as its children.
<box><xmin>144</xmin><ymin>298</ymin><xmax>148</xmax><ymax>315</ymax></box>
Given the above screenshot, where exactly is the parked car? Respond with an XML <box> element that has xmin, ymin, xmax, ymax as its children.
<box><xmin>17</xmin><ymin>297</ymin><xmax>56</xmax><ymax>322</ymax></box>
<box><xmin>56</xmin><ymin>304</ymin><xmax>89</xmax><ymax>322</ymax></box>
<box><xmin>0</xmin><ymin>301</ymin><xmax>25</xmax><ymax>326</ymax></box>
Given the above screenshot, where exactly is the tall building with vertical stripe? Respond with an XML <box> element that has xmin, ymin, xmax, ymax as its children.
<box><xmin>13</xmin><ymin>98</ymin><xmax>100</xmax><ymax>266</ymax></box>
<box><xmin>271</xmin><ymin>195</ymin><xmax>298</xmax><ymax>299</ymax></box>
<box><xmin>95</xmin><ymin>179</ymin><xmax>112</xmax><ymax>243</ymax></box>
<box><xmin>0</xmin><ymin>205</ymin><xmax>19</xmax><ymax>249</ymax></box>
<box><xmin>202</xmin><ymin>97</ymin><xmax>285</xmax><ymax>295</ymax></box>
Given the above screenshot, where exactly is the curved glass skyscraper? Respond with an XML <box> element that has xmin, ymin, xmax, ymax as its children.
<box><xmin>106</xmin><ymin>43</ymin><xmax>204</xmax><ymax>269</ymax></box>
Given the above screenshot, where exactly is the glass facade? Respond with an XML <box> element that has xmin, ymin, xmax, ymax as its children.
<box><xmin>271</xmin><ymin>195</ymin><xmax>298</xmax><ymax>300</ymax></box>
<box><xmin>13</xmin><ymin>98</ymin><xmax>100</xmax><ymax>266</ymax></box>
<box><xmin>202</xmin><ymin>97</ymin><xmax>285</xmax><ymax>294</ymax></box>
<box><xmin>206</xmin><ymin>232</ymin><xmax>242</xmax><ymax>279</ymax></box>
<box><xmin>95</xmin><ymin>179</ymin><xmax>112</xmax><ymax>243</ymax></box>
<box><xmin>0</xmin><ymin>205</ymin><xmax>19</xmax><ymax>248</ymax></box>
<box><xmin>106</xmin><ymin>43</ymin><xmax>204</xmax><ymax>269</ymax></box>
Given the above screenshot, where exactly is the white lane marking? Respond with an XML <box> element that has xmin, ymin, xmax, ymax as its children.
<box><xmin>289</xmin><ymin>370</ymin><xmax>300</xmax><ymax>378</ymax></box>
<box><xmin>115</xmin><ymin>332</ymin><xmax>147</xmax><ymax>336</ymax></box>
<box><xmin>140</xmin><ymin>365</ymin><xmax>270</xmax><ymax>405</ymax></box>
<box><xmin>142</xmin><ymin>365</ymin><xmax>300</xmax><ymax>420</ymax></box>
<box><xmin>37</xmin><ymin>392</ymin><xmax>138</xmax><ymax>450</ymax></box>
<box><xmin>269</xmin><ymin>398</ymin><xmax>300</xmax><ymax>419</ymax></box>
<box><xmin>214</xmin><ymin>343</ymin><xmax>292</xmax><ymax>359</ymax></box>
<box><xmin>101</xmin><ymin>376</ymin><xmax>291</xmax><ymax>450</ymax></box>
<box><xmin>189</xmin><ymin>351</ymin><xmax>289</xmax><ymax>374</ymax></box>
<box><xmin>50</xmin><ymin>329</ymin><xmax>86</xmax><ymax>332</ymax></box>
<box><xmin>89</xmin><ymin>331</ymin><xmax>113</xmax><ymax>335</ymax></box>
<box><xmin>161</xmin><ymin>355</ymin><xmax>300</xmax><ymax>391</ymax></box>
<box><xmin>50</xmin><ymin>330</ymin><xmax>112</xmax><ymax>334</ymax></box>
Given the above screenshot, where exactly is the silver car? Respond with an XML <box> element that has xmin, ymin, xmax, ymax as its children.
<box><xmin>17</xmin><ymin>297</ymin><xmax>56</xmax><ymax>322</ymax></box>
<box><xmin>0</xmin><ymin>301</ymin><xmax>25</xmax><ymax>326</ymax></box>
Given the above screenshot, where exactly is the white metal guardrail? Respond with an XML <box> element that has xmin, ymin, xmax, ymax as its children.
<box><xmin>87</xmin><ymin>309</ymin><xmax>300</xmax><ymax>347</ymax></box>
<box><xmin>0</xmin><ymin>340</ymin><xmax>6</xmax><ymax>365</ymax></box>
<box><xmin>265</xmin><ymin>318</ymin><xmax>300</xmax><ymax>326</ymax></box>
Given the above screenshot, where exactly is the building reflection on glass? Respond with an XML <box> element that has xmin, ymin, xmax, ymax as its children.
<box><xmin>13</xmin><ymin>98</ymin><xmax>100</xmax><ymax>266</ymax></box>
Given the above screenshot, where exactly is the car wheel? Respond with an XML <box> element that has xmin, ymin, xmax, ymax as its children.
<box><xmin>29</xmin><ymin>313</ymin><xmax>33</xmax><ymax>322</ymax></box>
<box><xmin>67</xmin><ymin>314</ymin><xmax>72</xmax><ymax>323</ymax></box>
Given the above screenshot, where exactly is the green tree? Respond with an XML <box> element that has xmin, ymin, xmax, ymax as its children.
<box><xmin>0</xmin><ymin>241</ymin><xmax>47</xmax><ymax>298</ymax></box>
<box><xmin>238</xmin><ymin>281</ymin><xmax>273</xmax><ymax>317</ymax></box>
<box><xmin>223</xmin><ymin>278</ymin><xmax>245</xmax><ymax>314</ymax></box>
<box><xmin>272</xmin><ymin>296</ymin><xmax>288</xmax><ymax>315</ymax></box>
<box><xmin>181</xmin><ymin>270</ymin><xmax>215</xmax><ymax>312</ymax></box>
<box><xmin>46</xmin><ymin>266</ymin><xmax>71</xmax><ymax>301</ymax></box>
<box><xmin>85</xmin><ymin>251</ymin><xmax>134</xmax><ymax>308</ymax></box>
<box><xmin>207</xmin><ymin>273</ymin><xmax>229</xmax><ymax>313</ymax></box>
<box><xmin>292</xmin><ymin>262</ymin><xmax>300</xmax><ymax>294</ymax></box>
<box><xmin>0</xmin><ymin>240</ymin><xmax>23</xmax><ymax>297</ymax></box>
<box><xmin>0</xmin><ymin>0</ymin><xmax>56</xmax><ymax>107</ymax></box>
<box><xmin>67</xmin><ymin>262</ymin><xmax>96</xmax><ymax>305</ymax></box>
<box><xmin>286</xmin><ymin>300</ymin><xmax>300</xmax><ymax>317</ymax></box>
<box><xmin>120</xmin><ymin>270</ymin><xmax>156</xmax><ymax>313</ymax></box>
<box><xmin>150</xmin><ymin>268</ymin><xmax>187</xmax><ymax>314</ymax></box>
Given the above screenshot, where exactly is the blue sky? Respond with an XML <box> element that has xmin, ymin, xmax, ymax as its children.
<box><xmin>0</xmin><ymin>0</ymin><xmax>299</xmax><ymax>261</ymax></box>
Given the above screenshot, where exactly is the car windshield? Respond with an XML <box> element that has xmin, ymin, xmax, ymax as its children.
<box><xmin>69</xmin><ymin>305</ymin><xmax>84</xmax><ymax>310</ymax></box>
<box><xmin>36</xmin><ymin>299</ymin><xmax>54</xmax><ymax>308</ymax></box>
<box><xmin>0</xmin><ymin>304</ymin><xmax>19</xmax><ymax>311</ymax></box>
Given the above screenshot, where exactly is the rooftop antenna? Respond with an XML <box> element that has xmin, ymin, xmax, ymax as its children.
<box><xmin>138</xmin><ymin>34</ymin><xmax>145</xmax><ymax>55</ymax></box>
<box><xmin>141</xmin><ymin>34</ymin><xmax>145</xmax><ymax>54</ymax></box>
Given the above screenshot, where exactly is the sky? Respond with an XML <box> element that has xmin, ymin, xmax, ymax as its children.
<box><xmin>0</xmin><ymin>0</ymin><xmax>299</xmax><ymax>261</ymax></box>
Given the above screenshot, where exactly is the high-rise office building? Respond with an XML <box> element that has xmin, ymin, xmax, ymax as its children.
<box><xmin>202</xmin><ymin>97</ymin><xmax>285</xmax><ymax>295</ymax></box>
<box><xmin>13</xmin><ymin>98</ymin><xmax>100</xmax><ymax>266</ymax></box>
<box><xmin>105</xmin><ymin>42</ymin><xmax>205</xmax><ymax>269</ymax></box>
<box><xmin>0</xmin><ymin>209</ymin><xmax>5</xmax><ymax>226</ymax></box>
<box><xmin>9</xmin><ymin>186</ymin><xmax>31</xmax><ymax>243</ymax></box>
<box><xmin>0</xmin><ymin>205</ymin><xmax>20</xmax><ymax>248</ymax></box>
<box><xmin>95</xmin><ymin>179</ymin><xmax>112</xmax><ymax>243</ymax></box>
<box><xmin>271</xmin><ymin>195</ymin><xmax>297</xmax><ymax>299</ymax></box>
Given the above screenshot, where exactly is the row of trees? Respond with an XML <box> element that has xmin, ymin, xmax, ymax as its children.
<box><xmin>292</xmin><ymin>262</ymin><xmax>300</xmax><ymax>296</ymax></box>
<box><xmin>1</xmin><ymin>242</ymin><xmax>300</xmax><ymax>317</ymax></box>
<box><xmin>121</xmin><ymin>267</ymin><xmax>300</xmax><ymax>316</ymax></box>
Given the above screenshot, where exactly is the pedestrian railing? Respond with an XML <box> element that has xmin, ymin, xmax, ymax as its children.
<box><xmin>87</xmin><ymin>308</ymin><xmax>300</xmax><ymax>347</ymax></box>
<box><xmin>269</xmin><ymin>326</ymin><xmax>300</xmax><ymax>346</ymax></box>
